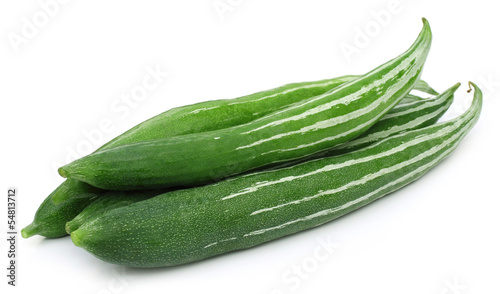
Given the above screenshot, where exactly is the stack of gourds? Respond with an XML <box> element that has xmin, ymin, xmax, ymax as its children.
<box><xmin>23</xmin><ymin>19</ymin><xmax>482</xmax><ymax>268</ymax></box>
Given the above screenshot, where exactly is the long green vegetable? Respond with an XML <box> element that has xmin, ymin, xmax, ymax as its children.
<box><xmin>71</xmin><ymin>82</ymin><xmax>481</xmax><ymax>267</ymax></box>
<box><xmin>21</xmin><ymin>178</ymin><xmax>102</xmax><ymax>238</ymax></box>
<box><xmin>23</xmin><ymin>79</ymin><xmax>436</xmax><ymax>238</ymax></box>
<box><xmin>67</xmin><ymin>86</ymin><xmax>454</xmax><ymax>235</ymax></box>
<box><xmin>59</xmin><ymin>19</ymin><xmax>433</xmax><ymax>190</ymax></box>
<box><xmin>21</xmin><ymin>183</ymin><xmax>97</xmax><ymax>238</ymax></box>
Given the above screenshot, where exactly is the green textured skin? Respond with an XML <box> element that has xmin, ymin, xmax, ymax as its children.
<box><xmin>22</xmin><ymin>178</ymin><xmax>103</xmax><ymax>238</ymax></box>
<box><xmin>21</xmin><ymin>181</ymin><xmax>97</xmax><ymax>238</ymax></box>
<box><xmin>65</xmin><ymin>190</ymin><xmax>160</xmax><ymax>234</ymax></box>
<box><xmin>71</xmin><ymin>83</ymin><xmax>482</xmax><ymax>267</ymax></box>
<box><xmin>60</xmin><ymin>20</ymin><xmax>432</xmax><ymax>190</ymax></box>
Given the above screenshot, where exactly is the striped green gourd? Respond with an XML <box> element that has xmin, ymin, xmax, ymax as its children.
<box><xmin>70</xmin><ymin>82</ymin><xmax>482</xmax><ymax>267</ymax></box>
<box><xmin>51</xmin><ymin>77</ymin><xmax>436</xmax><ymax>204</ymax></box>
<box><xmin>327</xmin><ymin>83</ymin><xmax>457</xmax><ymax>154</ymax></box>
<box><xmin>66</xmin><ymin>87</ymin><xmax>454</xmax><ymax>234</ymax></box>
<box><xmin>99</xmin><ymin>77</ymin><xmax>436</xmax><ymax>151</ymax></box>
<box><xmin>23</xmin><ymin>80</ymin><xmax>435</xmax><ymax>239</ymax></box>
<box><xmin>272</xmin><ymin>83</ymin><xmax>458</xmax><ymax>169</ymax></box>
<box><xmin>59</xmin><ymin>19</ymin><xmax>433</xmax><ymax>190</ymax></box>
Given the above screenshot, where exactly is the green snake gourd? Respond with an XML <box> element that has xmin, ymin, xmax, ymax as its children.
<box><xmin>71</xmin><ymin>82</ymin><xmax>482</xmax><ymax>267</ymax></box>
<box><xmin>59</xmin><ymin>19</ymin><xmax>433</xmax><ymax>190</ymax></box>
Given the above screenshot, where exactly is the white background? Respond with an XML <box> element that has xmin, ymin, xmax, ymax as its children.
<box><xmin>1</xmin><ymin>1</ymin><xmax>499</xmax><ymax>293</ymax></box>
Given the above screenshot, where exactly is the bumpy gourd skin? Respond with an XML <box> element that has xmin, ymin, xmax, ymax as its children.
<box><xmin>60</xmin><ymin>20</ymin><xmax>433</xmax><ymax>191</ymax></box>
<box><xmin>71</xmin><ymin>83</ymin><xmax>482</xmax><ymax>268</ymax></box>
<box><xmin>21</xmin><ymin>179</ymin><xmax>98</xmax><ymax>238</ymax></box>
<box><xmin>65</xmin><ymin>190</ymin><xmax>160</xmax><ymax>234</ymax></box>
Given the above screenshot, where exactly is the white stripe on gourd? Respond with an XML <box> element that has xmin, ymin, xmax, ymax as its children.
<box><xmin>189</xmin><ymin>78</ymin><xmax>356</xmax><ymax>114</ymax></box>
<box><xmin>240</xmin><ymin>47</ymin><xmax>426</xmax><ymax>138</ymax></box>
<box><xmin>238</xmin><ymin>57</ymin><xmax>427</xmax><ymax>153</ymax></box>
<box><xmin>335</xmin><ymin>95</ymin><xmax>454</xmax><ymax>150</ymax></box>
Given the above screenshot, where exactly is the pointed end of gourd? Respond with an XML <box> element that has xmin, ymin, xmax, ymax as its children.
<box><xmin>71</xmin><ymin>229</ymin><xmax>85</xmax><ymax>248</ymax></box>
<box><xmin>450</xmin><ymin>82</ymin><xmax>462</xmax><ymax>93</ymax></box>
<box><xmin>428</xmin><ymin>88</ymin><xmax>439</xmax><ymax>96</ymax></box>
<box><xmin>422</xmin><ymin>18</ymin><xmax>431</xmax><ymax>37</ymax></box>
<box><xmin>415</xmin><ymin>17</ymin><xmax>432</xmax><ymax>49</ymax></box>
<box><xmin>65</xmin><ymin>221</ymin><xmax>78</xmax><ymax>234</ymax></box>
<box><xmin>58</xmin><ymin>166</ymin><xmax>68</xmax><ymax>178</ymax></box>
<box><xmin>21</xmin><ymin>223</ymin><xmax>39</xmax><ymax>239</ymax></box>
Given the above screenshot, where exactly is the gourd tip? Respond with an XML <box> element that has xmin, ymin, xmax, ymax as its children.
<box><xmin>58</xmin><ymin>167</ymin><xmax>68</xmax><ymax>178</ymax></box>
<box><xmin>21</xmin><ymin>224</ymin><xmax>38</xmax><ymax>238</ymax></box>
<box><xmin>71</xmin><ymin>230</ymin><xmax>84</xmax><ymax>247</ymax></box>
<box><xmin>451</xmin><ymin>82</ymin><xmax>462</xmax><ymax>91</ymax></box>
